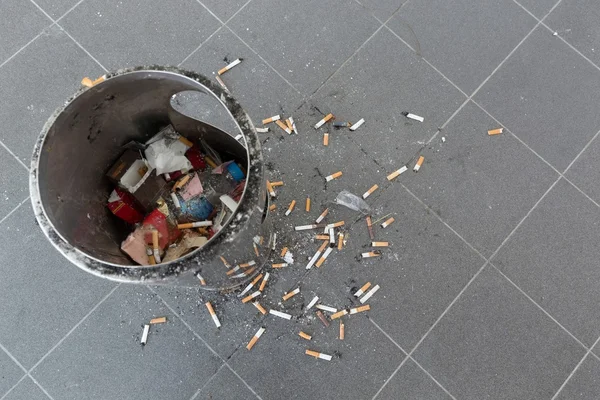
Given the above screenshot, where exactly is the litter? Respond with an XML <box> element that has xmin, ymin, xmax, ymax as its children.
<box><xmin>262</xmin><ymin>115</ymin><xmax>280</xmax><ymax>124</ymax></box>
<box><xmin>413</xmin><ymin>156</ymin><xmax>424</xmax><ymax>172</ymax></box>
<box><xmin>331</xmin><ymin>310</ymin><xmax>348</xmax><ymax>319</ymax></box>
<box><xmin>269</xmin><ymin>309</ymin><xmax>292</xmax><ymax>320</ymax></box>
<box><xmin>314</xmin><ymin>113</ymin><xmax>334</xmax><ymax>129</ymax></box>
<box><xmin>259</xmin><ymin>273</ymin><xmax>270</xmax><ymax>291</ymax></box>
<box><xmin>360</xmin><ymin>285</ymin><xmax>380</xmax><ymax>304</ymax></box>
<box><xmin>350</xmin><ymin>305</ymin><xmax>370</xmax><ymax>314</ymax></box>
<box><xmin>295</xmin><ymin>224</ymin><xmax>321</xmax><ymax>231</ymax></box>
<box><xmin>281</xmin><ymin>247</ymin><xmax>288</xmax><ymax>257</ymax></box>
<box><xmin>145</xmin><ymin>126</ymin><xmax>193</xmax><ymax>175</ymax></box>
<box><xmin>337</xmin><ymin>233</ymin><xmax>344</xmax><ymax>250</ymax></box>
<box><xmin>306</xmin><ymin>197</ymin><xmax>311</xmax><ymax>212</ymax></box>
<box><xmin>106</xmin><ymin>150</ymin><xmax>154</xmax><ymax>194</ymax></box>
<box><xmin>256</xmin><ymin>127</ymin><xmax>269</xmax><ymax>133</ymax></box>
<box><xmin>362</xmin><ymin>184</ymin><xmax>378</xmax><ymax>199</ymax></box>
<box><xmin>323</xmin><ymin>132</ymin><xmax>329</xmax><ymax>146</ymax></box>
<box><xmin>107</xmin><ymin>188</ymin><xmax>145</xmax><ymax>224</ymax></box>
<box><xmin>214</xmin><ymin>75</ymin><xmax>229</xmax><ymax>92</ymax></box>
<box><xmin>242</xmin><ymin>290</ymin><xmax>261</xmax><ymax>303</ymax></box>
<box><xmin>306</xmin><ymin>350</ymin><xmax>332</xmax><ymax>361</ymax></box>
<box><xmin>140</xmin><ymin>324</ymin><xmax>150</xmax><ymax>345</ymax></box>
<box><xmin>340</xmin><ymin>321</ymin><xmax>345</xmax><ymax>340</ymax></box>
<box><xmin>366</xmin><ymin>216</ymin><xmax>374</xmax><ymax>240</ymax></box>
<box><xmin>289</xmin><ymin>117</ymin><xmax>298</xmax><ymax>134</ymax></box>
<box><xmin>271</xmin><ymin>233</ymin><xmax>277</xmax><ymax>250</ymax></box>
<box><xmin>315</xmin><ymin>246</ymin><xmax>333</xmax><ymax>267</ymax></box>
<box><xmin>361</xmin><ymin>251</ymin><xmax>381</xmax><ymax>258</ymax></box>
<box><xmin>81</xmin><ymin>75</ymin><xmax>105</xmax><ymax>87</ymax></box>
<box><xmin>307</xmin><ymin>238</ymin><xmax>329</xmax><ymax>269</ymax></box>
<box><xmin>488</xmin><ymin>128</ymin><xmax>503</xmax><ymax>135</ymax></box>
<box><xmin>316</xmin><ymin>304</ymin><xmax>337</xmax><ymax>313</ymax></box>
<box><xmin>349</xmin><ymin>118</ymin><xmax>365</xmax><ymax>131</ymax></box>
<box><xmin>306</xmin><ymin>296</ymin><xmax>319</xmax><ymax>310</ymax></box>
<box><xmin>206</xmin><ymin>302</ymin><xmax>221</xmax><ymax>328</ymax></box>
<box><xmin>197</xmin><ymin>274</ymin><xmax>207</xmax><ymax>286</ymax></box>
<box><xmin>402</xmin><ymin>112</ymin><xmax>424</xmax><ymax>122</ymax></box>
<box><xmin>275</xmin><ymin>120</ymin><xmax>292</xmax><ymax>134</ymax></box>
<box><xmin>177</xmin><ymin>221</ymin><xmax>212</xmax><ymax>228</ymax></box>
<box><xmin>372</xmin><ymin>241</ymin><xmax>389</xmax><ymax>247</ymax></box>
<box><xmin>150</xmin><ymin>317</ymin><xmax>167</xmax><ymax>324</ymax></box>
<box><xmin>239</xmin><ymin>260</ymin><xmax>256</xmax><ymax>268</ymax></box>
<box><xmin>299</xmin><ymin>331</ymin><xmax>312</xmax><ymax>340</ymax></box>
<box><xmin>283</xmin><ymin>250</ymin><xmax>294</xmax><ymax>264</ymax></box>
<box><xmin>239</xmin><ymin>273</ymin><xmax>264</xmax><ymax>297</ymax></box>
<box><xmin>253</xmin><ymin>242</ymin><xmax>259</xmax><ymax>257</ymax></box>
<box><xmin>333</xmin><ymin>122</ymin><xmax>350</xmax><ymax>128</ymax></box>
<box><xmin>325</xmin><ymin>171</ymin><xmax>343</xmax><ymax>182</ymax></box>
<box><xmin>335</xmin><ymin>190</ymin><xmax>371</xmax><ymax>213</ymax></box>
<box><xmin>316</xmin><ymin>208</ymin><xmax>329</xmax><ymax>223</ymax></box>
<box><xmin>253</xmin><ymin>302</ymin><xmax>267</xmax><ymax>315</ymax></box>
<box><xmin>285</xmin><ymin>200</ymin><xmax>296</xmax><ymax>216</ymax></box>
<box><xmin>152</xmin><ymin>230</ymin><xmax>162</xmax><ymax>263</ymax></box>
<box><xmin>266</xmin><ymin>180</ymin><xmax>276</xmax><ymax>197</ymax></box>
<box><xmin>316</xmin><ymin>310</ymin><xmax>330</xmax><ymax>327</ymax></box>
<box><xmin>354</xmin><ymin>282</ymin><xmax>371</xmax><ymax>297</ymax></box>
<box><xmin>271</xmin><ymin>181</ymin><xmax>284</xmax><ymax>187</ymax></box>
<box><xmin>246</xmin><ymin>327</ymin><xmax>265</xmax><ymax>350</ymax></box>
<box><xmin>269</xmin><ymin>204</ymin><xmax>277</xmax><ymax>211</ymax></box>
<box><xmin>286</xmin><ymin>119</ymin><xmax>293</xmax><ymax>132</ymax></box>
<box><xmin>316</xmin><ymin>234</ymin><xmax>329</xmax><ymax>240</ymax></box>
<box><xmin>272</xmin><ymin>263</ymin><xmax>288</xmax><ymax>268</ymax></box>
<box><xmin>329</xmin><ymin>228</ymin><xmax>336</xmax><ymax>247</ymax></box>
<box><xmin>324</xmin><ymin>221</ymin><xmax>345</xmax><ymax>232</ymax></box>
<box><xmin>218</xmin><ymin>58</ymin><xmax>242</xmax><ymax>75</ymax></box>
<box><xmin>387</xmin><ymin>166</ymin><xmax>408</xmax><ymax>181</ymax></box>
<box><xmin>381</xmin><ymin>217</ymin><xmax>395</xmax><ymax>228</ymax></box>
<box><xmin>283</xmin><ymin>287</ymin><xmax>300</xmax><ymax>301</ymax></box>
<box><xmin>170</xmin><ymin>192</ymin><xmax>181</xmax><ymax>209</ymax></box>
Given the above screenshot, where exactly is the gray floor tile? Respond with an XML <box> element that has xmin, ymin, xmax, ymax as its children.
<box><xmin>0</xmin><ymin>203</ymin><xmax>115</xmax><ymax>368</ymax></box>
<box><xmin>0</xmin><ymin>25</ymin><xmax>104</xmax><ymax>162</ymax></box>
<box><xmin>357</xmin><ymin>0</ymin><xmax>407</xmax><ymax>22</ymax></box>
<box><xmin>0</xmin><ymin>146</ymin><xmax>29</xmax><ymax>219</ymax></box>
<box><xmin>376</xmin><ymin>359</ymin><xmax>452</xmax><ymax>400</ymax></box>
<box><xmin>34</xmin><ymin>0</ymin><xmax>80</xmax><ymax>20</ymax></box>
<box><xmin>31</xmin><ymin>285</ymin><xmax>222</xmax><ymax>400</ymax></box>
<box><xmin>316</xmin><ymin>178</ymin><xmax>485</xmax><ymax>351</ymax></box>
<box><xmin>198</xmin><ymin>0</ymin><xmax>248</xmax><ymax>22</ymax></box>
<box><xmin>388</xmin><ymin>0</ymin><xmax>536</xmax><ymax>94</ymax></box>
<box><xmin>228</xmin><ymin>0</ymin><xmax>380</xmax><ymax>96</ymax></box>
<box><xmin>403</xmin><ymin>101</ymin><xmax>558</xmax><ymax>257</ymax></box>
<box><xmin>545</xmin><ymin>0</ymin><xmax>600</xmax><ymax>68</ymax></box>
<box><xmin>0</xmin><ymin>352</ymin><xmax>24</xmax><ymax>398</ymax></box>
<box><xmin>555</xmin><ymin>351</ymin><xmax>600</xmax><ymax>399</ymax></box>
<box><xmin>492</xmin><ymin>178</ymin><xmax>600</xmax><ymax>346</ymax></box>
<box><xmin>413</xmin><ymin>266</ymin><xmax>586</xmax><ymax>400</ymax></box>
<box><xmin>194</xmin><ymin>365</ymin><xmax>258</xmax><ymax>400</ymax></box>
<box><xmin>60</xmin><ymin>0</ymin><xmax>221</xmax><ymax>69</ymax></box>
<box><xmin>2</xmin><ymin>377</ymin><xmax>49</xmax><ymax>400</ymax></box>
<box><xmin>473</xmin><ymin>27</ymin><xmax>600</xmax><ymax>172</ymax></box>
<box><xmin>0</xmin><ymin>0</ymin><xmax>49</xmax><ymax>64</ymax></box>
<box><xmin>180</xmin><ymin>28</ymin><xmax>304</xmax><ymax>127</ymax></box>
<box><xmin>517</xmin><ymin>0</ymin><xmax>559</xmax><ymax>18</ymax></box>
<box><xmin>310</xmin><ymin>28</ymin><xmax>465</xmax><ymax>172</ymax></box>
<box><xmin>565</xmin><ymin>134</ymin><xmax>600</xmax><ymax>204</ymax></box>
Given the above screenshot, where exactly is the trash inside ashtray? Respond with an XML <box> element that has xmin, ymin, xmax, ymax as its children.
<box><xmin>334</xmin><ymin>190</ymin><xmax>371</xmax><ymax>213</ymax></box>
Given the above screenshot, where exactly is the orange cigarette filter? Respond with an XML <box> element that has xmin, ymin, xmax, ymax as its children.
<box><xmin>325</xmin><ymin>171</ymin><xmax>343</xmax><ymax>182</ymax></box>
<box><xmin>286</xmin><ymin>119</ymin><xmax>293</xmax><ymax>131</ymax></box>
<box><xmin>259</xmin><ymin>273</ymin><xmax>270</xmax><ymax>291</ymax></box>
<box><xmin>413</xmin><ymin>156</ymin><xmax>425</xmax><ymax>172</ymax></box>
<box><xmin>253</xmin><ymin>301</ymin><xmax>267</xmax><ymax>315</ymax></box>
<box><xmin>242</xmin><ymin>291</ymin><xmax>261</xmax><ymax>303</ymax></box>
<box><xmin>280</xmin><ymin>247</ymin><xmax>288</xmax><ymax>257</ymax></box>
<box><xmin>269</xmin><ymin>204</ymin><xmax>277</xmax><ymax>211</ymax></box>
<box><xmin>152</xmin><ymin>230</ymin><xmax>159</xmax><ymax>249</ymax></box>
<box><xmin>306</xmin><ymin>197</ymin><xmax>311</xmax><ymax>212</ymax></box>
<box><xmin>332</xmin><ymin>221</ymin><xmax>345</xmax><ymax>228</ymax></box>
<box><xmin>316</xmin><ymin>234</ymin><xmax>329</xmax><ymax>240</ymax></box>
<box><xmin>266</xmin><ymin>180</ymin><xmax>276</xmax><ymax>197</ymax></box>
<box><xmin>285</xmin><ymin>200</ymin><xmax>296</xmax><ymax>216</ymax></box>
<box><xmin>331</xmin><ymin>310</ymin><xmax>348</xmax><ymax>319</ymax></box>
<box><xmin>363</xmin><ymin>184</ymin><xmax>379</xmax><ymax>199</ymax></box>
<box><xmin>381</xmin><ymin>217</ymin><xmax>395</xmax><ymax>228</ymax></box>
<box><xmin>337</xmin><ymin>233</ymin><xmax>344</xmax><ymax>250</ymax></box>
<box><xmin>219</xmin><ymin>256</ymin><xmax>231</xmax><ymax>268</ymax></box>
<box><xmin>253</xmin><ymin>243</ymin><xmax>260</xmax><ymax>257</ymax></box>
<box><xmin>206</xmin><ymin>301</ymin><xmax>221</xmax><ymax>328</ymax></box>
<box><xmin>178</xmin><ymin>136</ymin><xmax>193</xmax><ymax>148</ymax></box>
<box><xmin>262</xmin><ymin>115</ymin><xmax>280</xmax><ymax>124</ymax></box>
<box><xmin>488</xmin><ymin>128</ymin><xmax>503</xmax><ymax>135</ymax></box>
<box><xmin>275</xmin><ymin>119</ymin><xmax>291</xmax><ymax>134</ymax></box>
<box><xmin>372</xmin><ymin>241</ymin><xmax>389</xmax><ymax>247</ymax></box>
<box><xmin>317</xmin><ymin>240</ymin><xmax>329</xmax><ymax>253</ymax></box>
<box><xmin>316</xmin><ymin>208</ymin><xmax>329</xmax><ymax>223</ymax></box>
<box><xmin>150</xmin><ymin>317</ymin><xmax>167</xmax><ymax>324</ymax></box>
<box><xmin>271</xmin><ymin>181</ymin><xmax>284</xmax><ymax>187</ymax></box>
<box><xmin>282</xmin><ymin>287</ymin><xmax>300</xmax><ymax>301</ymax></box>
<box><xmin>340</xmin><ymin>321</ymin><xmax>345</xmax><ymax>340</ymax></box>
<box><xmin>172</xmin><ymin>174</ymin><xmax>191</xmax><ymax>191</ymax></box>
<box><xmin>246</xmin><ymin>327</ymin><xmax>265</xmax><ymax>350</ymax></box>
<box><xmin>81</xmin><ymin>75</ymin><xmax>105</xmax><ymax>87</ymax></box>
<box><xmin>323</xmin><ymin>132</ymin><xmax>329</xmax><ymax>146</ymax></box>
<box><xmin>272</xmin><ymin>263</ymin><xmax>287</xmax><ymax>268</ymax></box>
<box><xmin>299</xmin><ymin>331</ymin><xmax>312</xmax><ymax>340</ymax></box>
<box><xmin>250</xmin><ymin>273</ymin><xmax>263</xmax><ymax>286</ymax></box>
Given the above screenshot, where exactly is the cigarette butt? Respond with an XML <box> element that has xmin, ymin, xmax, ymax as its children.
<box><xmin>340</xmin><ymin>321</ymin><xmax>345</xmax><ymax>340</ymax></box>
<box><xmin>253</xmin><ymin>301</ymin><xmax>267</xmax><ymax>315</ymax></box>
<box><xmin>403</xmin><ymin>112</ymin><xmax>424</xmax><ymax>122</ymax></box>
<box><xmin>152</xmin><ymin>230</ymin><xmax>159</xmax><ymax>249</ymax></box>
<box><xmin>295</xmin><ymin>224</ymin><xmax>320</xmax><ymax>231</ymax></box>
<box><xmin>361</xmin><ymin>251</ymin><xmax>381</xmax><ymax>258</ymax></box>
<box><xmin>306</xmin><ymin>250</ymin><xmax>321</xmax><ymax>270</ymax></box>
<box><xmin>92</xmin><ymin>76</ymin><xmax>105</xmax><ymax>85</ymax></box>
<box><xmin>215</xmin><ymin>75</ymin><xmax>229</xmax><ymax>92</ymax></box>
<box><xmin>306</xmin><ymin>296</ymin><xmax>319</xmax><ymax>310</ymax></box>
<box><xmin>269</xmin><ymin>309</ymin><xmax>292</xmax><ymax>320</ymax></box>
<box><xmin>256</xmin><ymin>127</ymin><xmax>269</xmax><ymax>133</ymax></box>
<box><xmin>337</xmin><ymin>233</ymin><xmax>344</xmax><ymax>250</ymax></box>
<box><xmin>331</xmin><ymin>309</ymin><xmax>348</xmax><ymax>320</ymax></box>
<box><xmin>148</xmin><ymin>254</ymin><xmax>156</xmax><ymax>265</ymax></box>
<box><xmin>170</xmin><ymin>192</ymin><xmax>181</xmax><ymax>209</ymax></box>
<box><xmin>218</xmin><ymin>58</ymin><xmax>242</xmax><ymax>75</ymax></box>
<box><xmin>81</xmin><ymin>77</ymin><xmax>93</xmax><ymax>87</ymax></box>
<box><xmin>316</xmin><ymin>234</ymin><xmax>329</xmax><ymax>240</ymax></box>
<box><xmin>177</xmin><ymin>221</ymin><xmax>213</xmax><ymax>229</ymax></box>
<box><xmin>323</xmin><ymin>221</ymin><xmax>345</xmax><ymax>233</ymax></box>
<box><xmin>363</xmin><ymin>184</ymin><xmax>379</xmax><ymax>199</ymax></box>
<box><xmin>246</xmin><ymin>327</ymin><xmax>265</xmax><ymax>350</ymax></box>
<box><xmin>366</xmin><ymin>216</ymin><xmax>374</xmax><ymax>240</ymax></box>
<box><xmin>314</xmin><ymin>113</ymin><xmax>334</xmax><ymax>129</ymax></box>
<box><xmin>197</xmin><ymin>274</ymin><xmax>207</xmax><ymax>286</ymax></box>
<box><xmin>269</xmin><ymin>204</ymin><xmax>277</xmax><ymax>211</ymax></box>
<box><xmin>413</xmin><ymin>156</ymin><xmax>424</xmax><ymax>172</ymax></box>
<box><xmin>239</xmin><ymin>281</ymin><xmax>255</xmax><ymax>297</ymax></box>
<box><xmin>280</xmin><ymin>247</ymin><xmax>288</xmax><ymax>257</ymax></box>
<box><xmin>354</xmin><ymin>282</ymin><xmax>371</xmax><ymax>297</ymax></box>
<box><xmin>253</xmin><ymin>243</ymin><xmax>260</xmax><ymax>257</ymax></box>
<box><xmin>323</xmin><ymin>132</ymin><xmax>329</xmax><ymax>146</ymax></box>
<box><xmin>275</xmin><ymin>119</ymin><xmax>292</xmax><ymax>134</ymax></box>
<box><xmin>205</xmin><ymin>156</ymin><xmax>217</xmax><ymax>169</ymax></box>
<box><xmin>250</xmin><ymin>273</ymin><xmax>263</xmax><ymax>286</ymax></box>
<box><xmin>271</xmin><ymin>233</ymin><xmax>277</xmax><ymax>251</ymax></box>
<box><xmin>149</xmin><ymin>317</ymin><xmax>167</xmax><ymax>324</ymax></box>
<box><xmin>317</xmin><ymin>240</ymin><xmax>329</xmax><ymax>253</ymax></box>
<box><xmin>286</xmin><ymin>119</ymin><xmax>293</xmax><ymax>131</ymax></box>
<box><xmin>259</xmin><ymin>272</ymin><xmax>270</xmax><ymax>291</ymax></box>
<box><xmin>316</xmin><ymin>208</ymin><xmax>329</xmax><ymax>223</ymax></box>
<box><xmin>387</xmin><ymin>166</ymin><xmax>408</xmax><ymax>181</ymax></box>
<box><xmin>178</xmin><ymin>136</ymin><xmax>193</xmax><ymax>148</ymax></box>
<box><xmin>205</xmin><ymin>302</ymin><xmax>221</xmax><ymax>328</ymax></box>
<box><xmin>242</xmin><ymin>291</ymin><xmax>261</xmax><ymax>303</ymax></box>
<box><xmin>282</xmin><ymin>287</ymin><xmax>300</xmax><ymax>301</ymax></box>
<box><xmin>289</xmin><ymin>117</ymin><xmax>298</xmax><ymax>134</ymax></box>
<box><xmin>360</xmin><ymin>285</ymin><xmax>380</xmax><ymax>304</ymax></box>
<box><xmin>488</xmin><ymin>128</ymin><xmax>503</xmax><ymax>135</ymax></box>
<box><xmin>262</xmin><ymin>115</ymin><xmax>280</xmax><ymax>124</ymax></box>
<box><xmin>306</xmin><ymin>197</ymin><xmax>311</xmax><ymax>212</ymax></box>
<box><xmin>325</xmin><ymin>171</ymin><xmax>343</xmax><ymax>182</ymax></box>
<box><xmin>315</xmin><ymin>246</ymin><xmax>333</xmax><ymax>268</ymax></box>
<box><xmin>350</xmin><ymin>305</ymin><xmax>371</xmax><ymax>314</ymax></box>
<box><xmin>316</xmin><ymin>304</ymin><xmax>337</xmax><ymax>313</ymax></box>
<box><xmin>229</xmin><ymin>267</ymin><xmax>255</xmax><ymax>280</ymax></box>
<box><xmin>349</xmin><ymin>118</ymin><xmax>365</xmax><ymax>131</ymax></box>
<box><xmin>299</xmin><ymin>331</ymin><xmax>312</xmax><ymax>340</ymax></box>
<box><xmin>140</xmin><ymin>324</ymin><xmax>150</xmax><ymax>345</ymax></box>
<box><xmin>329</xmin><ymin>228</ymin><xmax>336</xmax><ymax>247</ymax></box>
<box><xmin>306</xmin><ymin>349</ymin><xmax>332</xmax><ymax>361</ymax></box>
<box><xmin>316</xmin><ymin>310</ymin><xmax>330</xmax><ymax>327</ymax></box>
<box><xmin>172</xmin><ymin>174</ymin><xmax>191</xmax><ymax>191</ymax></box>
<box><xmin>381</xmin><ymin>217</ymin><xmax>395</xmax><ymax>228</ymax></box>
<box><xmin>333</xmin><ymin>121</ymin><xmax>350</xmax><ymax>127</ymax></box>
<box><xmin>266</xmin><ymin>180</ymin><xmax>276</xmax><ymax>198</ymax></box>
<box><xmin>272</xmin><ymin>263</ymin><xmax>288</xmax><ymax>268</ymax></box>
<box><xmin>285</xmin><ymin>200</ymin><xmax>296</xmax><ymax>216</ymax></box>
<box><xmin>372</xmin><ymin>241</ymin><xmax>389</xmax><ymax>247</ymax></box>
<box><xmin>226</xmin><ymin>265</ymin><xmax>241</xmax><ymax>276</ymax></box>
<box><xmin>271</xmin><ymin>181</ymin><xmax>284</xmax><ymax>187</ymax></box>
<box><xmin>220</xmin><ymin>256</ymin><xmax>231</xmax><ymax>268</ymax></box>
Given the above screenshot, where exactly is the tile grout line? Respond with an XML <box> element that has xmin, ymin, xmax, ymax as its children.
<box><xmin>57</xmin><ymin>25</ymin><xmax>109</xmax><ymax>73</ymax></box>
<box><xmin>0</xmin><ymin>343</ymin><xmax>27</xmax><ymax>374</ymax></box>
<box><xmin>29</xmin><ymin>0</ymin><xmax>56</xmax><ymax>23</ymax></box>
<box><xmin>0</xmin><ymin>197</ymin><xmax>31</xmax><ymax>226</ymax></box>
<box><xmin>0</xmin><ymin>33</ymin><xmax>43</xmax><ymax>70</ymax></box>
<box><xmin>148</xmin><ymin>287</ymin><xmax>264</xmax><ymax>400</ymax></box>
<box><xmin>28</xmin><ymin>375</ymin><xmax>55</xmax><ymax>400</ymax></box>
<box><xmin>188</xmin><ymin>363</ymin><xmax>229</xmax><ymax>400</ymax></box>
<box><xmin>28</xmin><ymin>284</ymin><xmax>121</xmax><ymax>373</ymax></box>
<box><xmin>54</xmin><ymin>0</ymin><xmax>88</xmax><ymax>24</ymax></box>
<box><xmin>550</xmin><ymin>334</ymin><xmax>600</xmax><ymax>400</ymax></box>
<box><xmin>408</xmin><ymin>356</ymin><xmax>458</xmax><ymax>400</ymax></box>
<box><xmin>178</xmin><ymin>25</ymin><xmax>226</xmax><ymax>67</ymax></box>
<box><xmin>0</xmin><ymin>374</ymin><xmax>27</xmax><ymax>400</ymax></box>
<box><xmin>0</xmin><ymin>140</ymin><xmax>29</xmax><ymax>171</ymax></box>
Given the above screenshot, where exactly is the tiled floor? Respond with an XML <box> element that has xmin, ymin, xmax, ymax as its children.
<box><xmin>1</xmin><ymin>0</ymin><xmax>599</xmax><ymax>399</ymax></box>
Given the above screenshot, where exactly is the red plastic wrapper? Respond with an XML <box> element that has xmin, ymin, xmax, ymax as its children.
<box><xmin>185</xmin><ymin>145</ymin><xmax>207</xmax><ymax>170</ymax></box>
<box><xmin>163</xmin><ymin>170</ymin><xmax>183</xmax><ymax>182</ymax></box>
<box><xmin>107</xmin><ymin>187</ymin><xmax>145</xmax><ymax>224</ymax></box>
<box><xmin>143</xmin><ymin>209</ymin><xmax>181</xmax><ymax>249</ymax></box>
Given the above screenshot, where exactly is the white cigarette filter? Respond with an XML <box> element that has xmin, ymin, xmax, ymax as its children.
<box><xmin>276</xmin><ymin>119</ymin><xmax>292</xmax><ymax>134</ymax></box>
<box><xmin>289</xmin><ymin>117</ymin><xmax>298</xmax><ymax>134</ymax></box>
<box><xmin>349</xmin><ymin>118</ymin><xmax>365</xmax><ymax>131</ymax></box>
<box><xmin>239</xmin><ymin>260</ymin><xmax>256</xmax><ymax>268</ymax></box>
<box><xmin>242</xmin><ymin>291</ymin><xmax>261</xmax><ymax>303</ymax></box>
<box><xmin>295</xmin><ymin>224</ymin><xmax>319</xmax><ymax>231</ymax></box>
<box><xmin>285</xmin><ymin>200</ymin><xmax>296</xmax><ymax>216</ymax></box>
<box><xmin>256</xmin><ymin>127</ymin><xmax>269</xmax><ymax>133</ymax></box>
<box><xmin>262</xmin><ymin>115</ymin><xmax>280</xmax><ymax>125</ymax></box>
<box><xmin>363</xmin><ymin>184</ymin><xmax>378</xmax><ymax>199</ymax></box>
<box><xmin>283</xmin><ymin>287</ymin><xmax>300</xmax><ymax>301</ymax></box>
<box><xmin>360</xmin><ymin>285</ymin><xmax>380</xmax><ymax>304</ymax></box>
<box><xmin>329</xmin><ymin>228</ymin><xmax>336</xmax><ymax>246</ymax></box>
<box><xmin>205</xmin><ymin>302</ymin><xmax>221</xmax><ymax>328</ymax></box>
<box><xmin>381</xmin><ymin>217</ymin><xmax>395</xmax><ymax>228</ymax></box>
<box><xmin>315</xmin><ymin>246</ymin><xmax>333</xmax><ymax>267</ymax></box>
<box><xmin>271</xmin><ymin>233</ymin><xmax>277</xmax><ymax>250</ymax></box>
<box><xmin>314</xmin><ymin>113</ymin><xmax>334</xmax><ymax>129</ymax></box>
<box><xmin>170</xmin><ymin>192</ymin><xmax>181</xmax><ymax>209</ymax></box>
<box><xmin>197</xmin><ymin>274</ymin><xmax>207</xmax><ymax>286</ymax></box>
<box><xmin>269</xmin><ymin>309</ymin><xmax>292</xmax><ymax>320</ymax></box>
<box><xmin>266</xmin><ymin>180</ymin><xmax>276</xmax><ymax>198</ymax></box>
<box><xmin>354</xmin><ymin>282</ymin><xmax>371</xmax><ymax>297</ymax></box>
<box><xmin>413</xmin><ymin>156</ymin><xmax>424</xmax><ymax>172</ymax></box>
<box><xmin>177</xmin><ymin>221</ymin><xmax>213</xmax><ymax>229</ymax></box>
<box><xmin>350</xmin><ymin>305</ymin><xmax>371</xmax><ymax>314</ymax></box>
<box><xmin>140</xmin><ymin>324</ymin><xmax>150</xmax><ymax>344</ymax></box>
<box><xmin>246</xmin><ymin>327</ymin><xmax>265</xmax><ymax>350</ymax></box>
<box><xmin>253</xmin><ymin>301</ymin><xmax>267</xmax><ymax>315</ymax></box>
<box><xmin>306</xmin><ymin>349</ymin><xmax>332</xmax><ymax>361</ymax></box>
<box><xmin>387</xmin><ymin>166</ymin><xmax>408</xmax><ymax>181</ymax></box>
<box><xmin>306</xmin><ymin>251</ymin><xmax>321</xmax><ymax>270</ymax></box>
<box><xmin>325</xmin><ymin>171</ymin><xmax>343</xmax><ymax>182</ymax></box>
<box><xmin>361</xmin><ymin>251</ymin><xmax>381</xmax><ymax>258</ymax></box>
<box><xmin>239</xmin><ymin>273</ymin><xmax>263</xmax><ymax>297</ymax></box>
<box><xmin>306</xmin><ymin>296</ymin><xmax>319</xmax><ymax>310</ymax></box>
<box><xmin>404</xmin><ymin>112</ymin><xmax>424</xmax><ymax>122</ymax></box>
<box><xmin>315</xmin><ymin>208</ymin><xmax>329</xmax><ymax>223</ymax></box>
<box><xmin>316</xmin><ymin>304</ymin><xmax>337</xmax><ymax>313</ymax></box>
<box><xmin>218</xmin><ymin>58</ymin><xmax>242</xmax><ymax>75</ymax></box>
<box><xmin>214</xmin><ymin>75</ymin><xmax>229</xmax><ymax>92</ymax></box>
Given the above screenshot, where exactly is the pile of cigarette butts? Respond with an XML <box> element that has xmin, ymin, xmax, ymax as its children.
<box><xmin>106</xmin><ymin>124</ymin><xmax>246</xmax><ymax>265</ymax></box>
